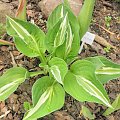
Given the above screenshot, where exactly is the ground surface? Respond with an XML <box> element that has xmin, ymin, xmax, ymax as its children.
<box><xmin>0</xmin><ymin>0</ymin><xmax>120</xmax><ymax>120</ymax></box>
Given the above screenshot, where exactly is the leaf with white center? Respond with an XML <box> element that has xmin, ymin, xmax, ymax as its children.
<box><xmin>86</xmin><ymin>56</ymin><xmax>120</xmax><ymax>84</ymax></box>
<box><xmin>76</xmin><ymin>76</ymin><xmax>111</xmax><ymax>107</ymax></box>
<box><xmin>46</xmin><ymin>4</ymin><xmax>80</xmax><ymax>62</ymax></box>
<box><xmin>54</xmin><ymin>6</ymin><xmax>80</xmax><ymax>62</ymax></box>
<box><xmin>6</xmin><ymin>16</ymin><xmax>45</xmax><ymax>57</ymax></box>
<box><xmin>96</xmin><ymin>67</ymin><xmax>120</xmax><ymax>75</ymax></box>
<box><xmin>23</xmin><ymin>76</ymin><xmax>65</xmax><ymax>120</ymax></box>
<box><xmin>49</xmin><ymin>57</ymin><xmax>68</xmax><ymax>84</ymax></box>
<box><xmin>54</xmin><ymin>13</ymin><xmax>68</xmax><ymax>48</ymax></box>
<box><xmin>50</xmin><ymin>65</ymin><xmax>62</xmax><ymax>84</ymax></box>
<box><xmin>64</xmin><ymin>23</ymin><xmax>74</xmax><ymax>57</ymax></box>
<box><xmin>46</xmin><ymin>12</ymin><xmax>69</xmax><ymax>54</ymax></box>
<box><xmin>0</xmin><ymin>67</ymin><xmax>29</xmax><ymax>101</ymax></box>
<box><xmin>64</xmin><ymin>60</ymin><xmax>112</xmax><ymax>107</ymax></box>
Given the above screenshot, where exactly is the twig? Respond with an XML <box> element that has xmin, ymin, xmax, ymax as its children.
<box><xmin>95</xmin><ymin>35</ymin><xmax>116</xmax><ymax>49</ymax></box>
<box><xmin>103</xmin><ymin>1</ymin><xmax>112</xmax><ymax>8</ymax></box>
<box><xmin>15</xmin><ymin>54</ymin><xmax>24</xmax><ymax>60</ymax></box>
<box><xmin>0</xmin><ymin>39</ymin><xmax>14</xmax><ymax>46</ymax></box>
<box><xmin>10</xmin><ymin>51</ymin><xmax>17</xmax><ymax>67</ymax></box>
<box><xmin>94</xmin><ymin>23</ymin><xmax>115</xmax><ymax>35</ymax></box>
<box><xmin>94</xmin><ymin>35</ymin><xmax>120</xmax><ymax>54</ymax></box>
<box><xmin>0</xmin><ymin>110</ymin><xmax>10</xmax><ymax>119</ymax></box>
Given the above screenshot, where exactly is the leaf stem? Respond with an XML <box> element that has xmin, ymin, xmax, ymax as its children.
<box><xmin>39</xmin><ymin>52</ymin><xmax>47</xmax><ymax>64</ymax></box>
<box><xmin>29</xmin><ymin>71</ymin><xmax>44</xmax><ymax>77</ymax></box>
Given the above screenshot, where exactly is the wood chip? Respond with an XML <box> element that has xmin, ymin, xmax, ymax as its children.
<box><xmin>0</xmin><ymin>65</ymin><xmax>4</xmax><ymax>70</ymax></box>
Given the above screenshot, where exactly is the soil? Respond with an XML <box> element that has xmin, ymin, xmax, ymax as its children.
<box><xmin>0</xmin><ymin>0</ymin><xmax>120</xmax><ymax>120</ymax></box>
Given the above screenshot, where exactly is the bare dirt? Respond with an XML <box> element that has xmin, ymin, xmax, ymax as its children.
<box><xmin>0</xmin><ymin>0</ymin><xmax>120</xmax><ymax>120</ymax></box>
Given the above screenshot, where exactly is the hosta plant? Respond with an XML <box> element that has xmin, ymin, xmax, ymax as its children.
<box><xmin>0</xmin><ymin>0</ymin><xmax>120</xmax><ymax>119</ymax></box>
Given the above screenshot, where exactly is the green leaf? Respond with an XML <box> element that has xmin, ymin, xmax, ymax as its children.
<box><xmin>47</xmin><ymin>4</ymin><xmax>64</xmax><ymax>30</ymax></box>
<box><xmin>15</xmin><ymin>0</ymin><xmax>27</xmax><ymax>21</ymax></box>
<box><xmin>103</xmin><ymin>94</ymin><xmax>120</xmax><ymax>116</ymax></box>
<box><xmin>6</xmin><ymin>17</ymin><xmax>46</xmax><ymax>58</ymax></box>
<box><xmin>54</xmin><ymin>14</ymin><xmax>68</xmax><ymax>48</ymax></box>
<box><xmin>49</xmin><ymin>57</ymin><xmax>68</xmax><ymax>84</ymax></box>
<box><xmin>78</xmin><ymin>0</ymin><xmax>96</xmax><ymax>39</ymax></box>
<box><xmin>46</xmin><ymin>4</ymin><xmax>80</xmax><ymax>61</ymax></box>
<box><xmin>81</xmin><ymin>106</ymin><xmax>95</xmax><ymax>119</ymax></box>
<box><xmin>64</xmin><ymin>0</ymin><xmax>71</xmax><ymax>10</ymax></box>
<box><xmin>23</xmin><ymin>76</ymin><xmax>65</xmax><ymax>120</ymax></box>
<box><xmin>24</xmin><ymin>102</ymin><xmax>31</xmax><ymax>111</ymax></box>
<box><xmin>64</xmin><ymin>60</ymin><xmax>112</xmax><ymax>107</ymax></box>
<box><xmin>55</xmin><ymin>20</ymin><xmax>75</xmax><ymax>60</ymax></box>
<box><xmin>46</xmin><ymin>13</ymin><xmax>68</xmax><ymax>54</ymax></box>
<box><xmin>86</xmin><ymin>56</ymin><xmax>120</xmax><ymax>84</ymax></box>
<box><xmin>0</xmin><ymin>67</ymin><xmax>29</xmax><ymax>101</ymax></box>
<box><xmin>55</xmin><ymin>7</ymin><xmax>80</xmax><ymax>61</ymax></box>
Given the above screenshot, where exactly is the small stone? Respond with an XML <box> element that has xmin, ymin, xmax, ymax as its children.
<box><xmin>14</xmin><ymin>117</ymin><xmax>19</xmax><ymax>120</ymax></box>
<box><xmin>109</xmin><ymin>53</ymin><xmax>116</xmax><ymax>61</ymax></box>
<box><xmin>91</xmin><ymin>42</ymin><xmax>106</xmax><ymax>55</ymax></box>
<box><xmin>9</xmin><ymin>94</ymin><xmax>18</xmax><ymax>104</ymax></box>
<box><xmin>93</xmin><ymin>107</ymin><xmax>100</xmax><ymax>114</ymax></box>
<box><xmin>0</xmin><ymin>65</ymin><xmax>4</xmax><ymax>71</ymax></box>
<box><xmin>54</xmin><ymin>111</ymin><xmax>75</xmax><ymax>120</ymax></box>
<box><xmin>13</xmin><ymin>104</ymin><xmax>20</xmax><ymax>112</ymax></box>
<box><xmin>1</xmin><ymin>0</ymin><xmax>9</xmax><ymax>3</ymax></box>
<box><xmin>0</xmin><ymin>1</ymin><xmax>15</xmax><ymax>24</ymax></box>
<box><xmin>109</xmin><ymin>93</ymin><xmax>116</xmax><ymax>99</ymax></box>
<box><xmin>8</xmin><ymin>113</ymin><xmax>13</xmax><ymax>120</ymax></box>
<box><xmin>107</xmin><ymin>115</ymin><xmax>115</xmax><ymax>120</ymax></box>
<box><xmin>87</xmin><ymin>103</ymin><xmax>96</xmax><ymax>110</ymax></box>
<box><xmin>0</xmin><ymin>101</ymin><xmax>5</xmax><ymax>109</ymax></box>
<box><xmin>12</xmin><ymin>51</ymin><xmax>20</xmax><ymax>56</ymax></box>
<box><xmin>1</xmin><ymin>106</ymin><xmax>8</xmax><ymax>113</ymax></box>
<box><xmin>1</xmin><ymin>46</ymin><xmax>8</xmax><ymax>51</ymax></box>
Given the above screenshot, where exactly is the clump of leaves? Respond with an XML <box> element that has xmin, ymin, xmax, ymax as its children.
<box><xmin>104</xmin><ymin>46</ymin><xmax>111</xmax><ymax>53</ymax></box>
<box><xmin>105</xmin><ymin>16</ymin><xmax>112</xmax><ymax>28</ymax></box>
<box><xmin>103</xmin><ymin>94</ymin><xmax>120</xmax><ymax>116</ymax></box>
<box><xmin>81</xmin><ymin>106</ymin><xmax>95</xmax><ymax>119</ymax></box>
<box><xmin>0</xmin><ymin>0</ymin><xmax>120</xmax><ymax>120</ymax></box>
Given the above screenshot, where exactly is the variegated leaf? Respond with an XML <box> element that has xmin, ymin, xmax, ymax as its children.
<box><xmin>76</xmin><ymin>75</ymin><xmax>111</xmax><ymax>107</ymax></box>
<box><xmin>96</xmin><ymin>67</ymin><xmax>120</xmax><ymax>75</ymax></box>
<box><xmin>65</xmin><ymin>23</ymin><xmax>74</xmax><ymax>57</ymax></box>
<box><xmin>64</xmin><ymin>60</ymin><xmax>112</xmax><ymax>107</ymax></box>
<box><xmin>0</xmin><ymin>67</ymin><xmax>29</xmax><ymax>101</ymax></box>
<box><xmin>7</xmin><ymin>17</ymin><xmax>45</xmax><ymax>57</ymax></box>
<box><xmin>47</xmin><ymin>5</ymin><xmax>64</xmax><ymax>30</ymax></box>
<box><xmin>49</xmin><ymin>57</ymin><xmax>68</xmax><ymax>84</ymax></box>
<box><xmin>86</xmin><ymin>56</ymin><xmax>120</xmax><ymax>84</ymax></box>
<box><xmin>23</xmin><ymin>77</ymin><xmax>65</xmax><ymax>120</ymax></box>
<box><xmin>46</xmin><ymin>4</ymin><xmax>80</xmax><ymax>62</ymax></box>
<box><xmin>50</xmin><ymin>65</ymin><xmax>62</xmax><ymax>84</ymax></box>
<box><xmin>54</xmin><ymin>13</ymin><xmax>68</xmax><ymax>48</ymax></box>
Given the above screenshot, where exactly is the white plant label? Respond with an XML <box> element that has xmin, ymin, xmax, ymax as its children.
<box><xmin>79</xmin><ymin>32</ymin><xmax>95</xmax><ymax>54</ymax></box>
